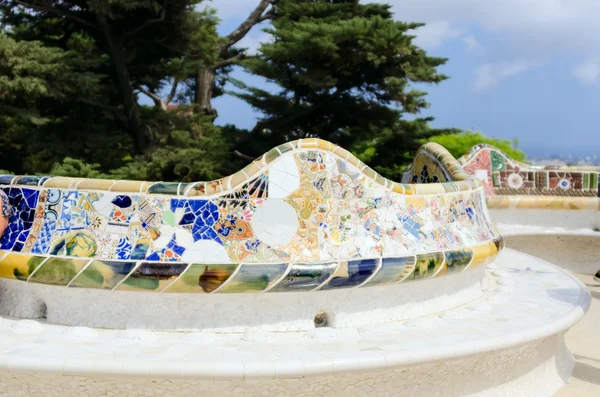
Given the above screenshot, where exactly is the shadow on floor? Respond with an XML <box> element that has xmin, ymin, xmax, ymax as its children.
<box><xmin>574</xmin><ymin>354</ymin><xmax>600</xmax><ymax>365</ymax></box>
<box><xmin>572</xmin><ymin>355</ymin><xmax>600</xmax><ymax>386</ymax></box>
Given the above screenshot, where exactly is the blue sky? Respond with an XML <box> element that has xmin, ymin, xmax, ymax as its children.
<box><xmin>146</xmin><ymin>0</ymin><xmax>600</xmax><ymax>159</ymax></box>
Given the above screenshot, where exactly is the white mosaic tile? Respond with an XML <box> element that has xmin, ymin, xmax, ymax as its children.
<box><xmin>268</xmin><ymin>155</ymin><xmax>300</xmax><ymax>199</ymax></box>
<box><xmin>251</xmin><ymin>200</ymin><xmax>299</xmax><ymax>247</ymax></box>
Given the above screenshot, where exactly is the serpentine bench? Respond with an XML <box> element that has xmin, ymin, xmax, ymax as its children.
<box><xmin>0</xmin><ymin>139</ymin><xmax>589</xmax><ymax>397</ymax></box>
<box><xmin>0</xmin><ymin>138</ymin><xmax>501</xmax><ymax>330</ymax></box>
<box><xmin>403</xmin><ymin>142</ymin><xmax>600</xmax><ymax>273</ymax></box>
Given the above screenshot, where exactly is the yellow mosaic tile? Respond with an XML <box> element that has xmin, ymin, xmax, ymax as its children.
<box><xmin>76</xmin><ymin>179</ymin><xmax>116</xmax><ymax>191</ymax></box>
<box><xmin>468</xmin><ymin>242</ymin><xmax>492</xmax><ymax>270</ymax></box>
<box><xmin>415</xmin><ymin>184</ymin><xmax>445</xmax><ymax>195</ymax></box>
<box><xmin>317</xmin><ymin>139</ymin><xmax>335</xmax><ymax>151</ymax></box>
<box><xmin>242</xmin><ymin>161</ymin><xmax>263</xmax><ymax>179</ymax></box>
<box><xmin>0</xmin><ymin>252</ymin><xmax>44</xmax><ymax>281</ymax></box>
<box><xmin>42</xmin><ymin>177</ymin><xmax>82</xmax><ymax>189</ymax></box>
<box><xmin>110</xmin><ymin>180</ymin><xmax>145</xmax><ymax>193</ymax></box>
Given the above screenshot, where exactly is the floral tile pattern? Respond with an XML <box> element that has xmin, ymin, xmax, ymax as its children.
<box><xmin>457</xmin><ymin>144</ymin><xmax>600</xmax><ymax>197</ymax></box>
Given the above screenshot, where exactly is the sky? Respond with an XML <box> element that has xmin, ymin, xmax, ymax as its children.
<box><xmin>153</xmin><ymin>0</ymin><xmax>600</xmax><ymax>159</ymax></box>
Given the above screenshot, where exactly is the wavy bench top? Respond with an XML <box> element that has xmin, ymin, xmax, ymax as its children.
<box><xmin>1</xmin><ymin>138</ymin><xmax>481</xmax><ymax>197</ymax></box>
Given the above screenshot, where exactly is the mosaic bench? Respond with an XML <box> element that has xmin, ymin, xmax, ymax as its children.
<box><xmin>403</xmin><ymin>142</ymin><xmax>600</xmax><ymax>273</ymax></box>
<box><xmin>0</xmin><ymin>139</ymin><xmax>501</xmax><ymax>330</ymax></box>
<box><xmin>0</xmin><ymin>140</ymin><xmax>590</xmax><ymax>397</ymax></box>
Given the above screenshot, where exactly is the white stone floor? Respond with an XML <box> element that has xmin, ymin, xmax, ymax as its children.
<box><xmin>553</xmin><ymin>274</ymin><xmax>600</xmax><ymax>397</ymax></box>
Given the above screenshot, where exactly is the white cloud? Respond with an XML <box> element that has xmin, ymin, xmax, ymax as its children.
<box><xmin>236</xmin><ymin>29</ymin><xmax>272</xmax><ymax>55</ymax></box>
<box><xmin>412</xmin><ymin>21</ymin><xmax>461</xmax><ymax>50</ymax></box>
<box><xmin>573</xmin><ymin>58</ymin><xmax>600</xmax><ymax>85</ymax></box>
<box><xmin>213</xmin><ymin>1</ymin><xmax>600</xmax><ymax>56</ymax></box>
<box><xmin>374</xmin><ymin>0</ymin><xmax>600</xmax><ymax>56</ymax></box>
<box><xmin>210</xmin><ymin>0</ymin><xmax>600</xmax><ymax>89</ymax></box>
<box><xmin>473</xmin><ymin>60</ymin><xmax>546</xmax><ymax>92</ymax></box>
<box><xmin>207</xmin><ymin>0</ymin><xmax>268</xmax><ymax>20</ymax></box>
<box><xmin>463</xmin><ymin>35</ymin><xmax>484</xmax><ymax>54</ymax></box>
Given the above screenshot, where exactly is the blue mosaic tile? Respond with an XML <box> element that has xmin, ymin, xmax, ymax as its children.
<box><xmin>57</xmin><ymin>191</ymin><xmax>78</xmax><ymax>231</ymax></box>
<box><xmin>131</xmin><ymin>241</ymin><xmax>149</xmax><ymax>260</ymax></box>
<box><xmin>0</xmin><ymin>175</ymin><xmax>14</xmax><ymax>185</ymax></box>
<box><xmin>145</xmin><ymin>235</ymin><xmax>187</xmax><ymax>262</ymax></box>
<box><xmin>170</xmin><ymin>198</ymin><xmax>186</xmax><ymax>212</ymax></box>
<box><xmin>193</xmin><ymin>226</ymin><xmax>221</xmax><ymax>244</ymax></box>
<box><xmin>14</xmin><ymin>176</ymin><xmax>42</xmax><ymax>186</ymax></box>
<box><xmin>145</xmin><ymin>251</ymin><xmax>161</xmax><ymax>261</ymax></box>
<box><xmin>400</xmin><ymin>216</ymin><xmax>422</xmax><ymax>239</ymax></box>
<box><xmin>0</xmin><ymin>188</ymin><xmax>39</xmax><ymax>252</ymax></box>
<box><xmin>147</xmin><ymin>182</ymin><xmax>180</xmax><ymax>195</ymax></box>
<box><xmin>176</xmin><ymin>200</ymin><xmax>221</xmax><ymax>244</ymax></box>
<box><xmin>37</xmin><ymin>176</ymin><xmax>51</xmax><ymax>186</ymax></box>
<box><xmin>112</xmin><ymin>195</ymin><xmax>132</xmax><ymax>209</ymax></box>
<box><xmin>116</xmin><ymin>237</ymin><xmax>133</xmax><ymax>260</ymax></box>
<box><xmin>31</xmin><ymin>221</ymin><xmax>56</xmax><ymax>254</ymax></box>
<box><xmin>321</xmin><ymin>258</ymin><xmax>379</xmax><ymax>290</ymax></box>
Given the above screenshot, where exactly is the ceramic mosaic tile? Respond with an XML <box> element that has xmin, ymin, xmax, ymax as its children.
<box><xmin>406</xmin><ymin>252</ymin><xmax>445</xmax><ymax>281</ymax></box>
<box><xmin>320</xmin><ymin>258</ymin><xmax>380</xmax><ymax>290</ymax></box>
<box><xmin>267</xmin><ymin>262</ymin><xmax>338</xmax><ymax>292</ymax></box>
<box><xmin>69</xmin><ymin>260</ymin><xmax>137</xmax><ymax>289</ymax></box>
<box><xmin>215</xmin><ymin>263</ymin><xmax>288</xmax><ymax>293</ymax></box>
<box><xmin>29</xmin><ymin>257</ymin><xmax>90</xmax><ymax>286</ymax></box>
<box><xmin>117</xmin><ymin>262</ymin><xmax>189</xmax><ymax>292</ymax></box>
<box><xmin>457</xmin><ymin>144</ymin><xmax>600</xmax><ymax>197</ymax></box>
<box><xmin>403</xmin><ymin>142</ymin><xmax>600</xmax><ymax>211</ymax></box>
<box><xmin>0</xmin><ymin>140</ymin><xmax>501</xmax><ymax>293</ymax></box>
<box><xmin>165</xmin><ymin>263</ymin><xmax>239</xmax><ymax>293</ymax></box>
<box><xmin>0</xmin><ymin>252</ymin><xmax>44</xmax><ymax>281</ymax></box>
<box><xmin>444</xmin><ymin>249</ymin><xmax>474</xmax><ymax>273</ymax></box>
<box><xmin>367</xmin><ymin>256</ymin><xmax>416</xmax><ymax>286</ymax></box>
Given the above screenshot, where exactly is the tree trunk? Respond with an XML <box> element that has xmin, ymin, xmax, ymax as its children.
<box><xmin>153</xmin><ymin>98</ymin><xmax>169</xmax><ymax>111</ymax></box>
<box><xmin>195</xmin><ymin>68</ymin><xmax>215</xmax><ymax>115</ymax></box>
<box><xmin>98</xmin><ymin>16</ymin><xmax>148</xmax><ymax>153</ymax></box>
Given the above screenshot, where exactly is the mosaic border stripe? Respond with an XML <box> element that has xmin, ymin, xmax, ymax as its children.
<box><xmin>0</xmin><ymin>237</ymin><xmax>502</xmax><ymax>294</ymax></box>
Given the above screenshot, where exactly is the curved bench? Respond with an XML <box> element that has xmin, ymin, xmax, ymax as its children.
<box><xmin>0</xmin><ymin>139</ymin><xmax>589</xmax><ymax>397</ymax></box>
<box><xmin>0</xmin><ymin>138</ymin><xmax>501</xmax><ymax>330</ymax></box>
<box><xmin>403</xmin><ymin>142</ymin><xmax>600</xmax><ymax>274</ymax></box>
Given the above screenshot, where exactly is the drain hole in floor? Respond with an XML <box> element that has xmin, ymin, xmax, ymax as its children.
<box><xmin>314</xmin><ymin>311</ymin><xmax>328</xmax><ymax>328</ymax></box>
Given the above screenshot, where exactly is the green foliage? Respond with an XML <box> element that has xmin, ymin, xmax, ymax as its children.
<box><xmin>0</xmin><ymin>0</ymin><xmax>465</xmax><ymax>182</ymax></box>
<box><xmin>50</xmin><ymin>158</ymin><xmax>109</xmax><ymax>179</ymax></box>
<box><xmin>109</xmin><ymin>109</ymin><xmax>243</xmax><ymax>182</ymax></box>
<box><xmin>233</xmin><ymin>0</ymin><xmax>453</xmax><ymax>179</ymax></box>
<box><xmin>0</xmin><ymin>31</ymin><xmax>119</xmax><ymax>174</ymax></box>
<box><xmin>50</xmin><ymin>109</ymin><xmax>243</xmax><ymax>182</ymax></box>
<box><xmin>427</xmin><ymin>131</ymin><xmax>526</xmax><ymax>161</ymax></box>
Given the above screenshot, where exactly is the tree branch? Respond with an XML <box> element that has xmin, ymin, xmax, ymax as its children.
<box><xmin>14</xmin><ymin>0</ymin><xmax>99</xmax><ymax>31</ymax></box>
<box><xmin>122</xmin><ymin>1</ymin><xmax>168</xmax><ymax>40</ymax></box>
<box><xmin>136</xmin><ymin>86</ymin><xmax>162</xmax><ymax>103</ymax></box>
<box><xmin>214</xmin><ymin>51</ymin><xmax>248</xmax><ymax>69</ymax></box>
<box><xmin>257</xmin><ymin>12</ymin><xmax>273</xmax><ymax>23</ymax></box>
<box><xmin>234</xmin><ymin>150</ymin><xmax>256</xmax><ymax>162</ymax></box>
<box><xmin>220</xmin><ymin>0</ymin><xmax>271</xmax><ymax>53</ymax></box>
<box><xmin>165</xmin><ymin>79</ymin><xmax>180</xmax><ymax>104</ymax></box>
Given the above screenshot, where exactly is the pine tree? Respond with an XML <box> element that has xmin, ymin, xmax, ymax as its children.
<box><xmin>1</xmin><ymin>0</ymin><xmax>208</xmax><ymax>153</ymax></box>
<box><xmin>0</xmin><ymin>31</ymin><xmax>114</xmax><ymax>173</ymax></box>
<box><xmin>234</xmin><ymin>0</ymin><xmax>457</xmax><ymax>179</ymax></box>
